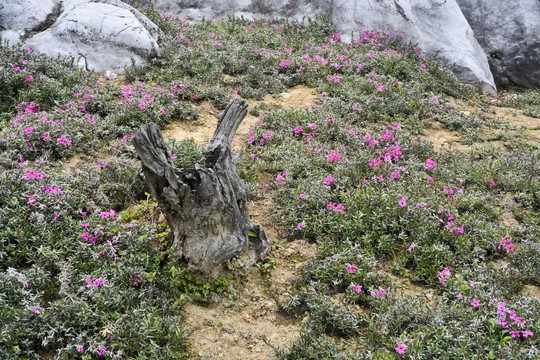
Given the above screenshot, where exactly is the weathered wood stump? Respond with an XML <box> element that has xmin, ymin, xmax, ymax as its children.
<box><xmin>133</xmin><ymin>98</ymin><xmax>270</xmax><ymax>278</ymax></box>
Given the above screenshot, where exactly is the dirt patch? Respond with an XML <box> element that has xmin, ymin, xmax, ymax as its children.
<box><xmin>490</xmin><ymin>107</ymin><xmax>539</xmax><ymax>130</ymax></box>
<box><xmin>62</xmin><ymin>154</ymin><xmax>83</xmax><ymax>173</ymax></box>
<box><xmin>419</xmin><ymin>123</ymin><xmax>467</xmax><ymax>152</ymax></box>
<box><xmin>162</xmin><ymin>102</ymin><xmax>217</xmax><ymax>145</ymax></box>
<box><xmin>500</xmin><ymin>212</ymin><xmax>519</xmax><ymax>228</ymax></box>
<box><xmin>163</xmin><ymin>86</ymin><xmax>317</xmax><ymax>149</ymax></box>
<box><xmin>185</xmin><ymin>239</ymin><xmax>317</xmax><ymax>360</ymax></box>
<box><xmin>249</xmin><ymin>197</ymin><xmax>281</xmax><ymax>241</ymax></box>
<box><xmin>527</xmin><ymin>130</ymin><xmax>540</xmax><ymax>147</ymax></box>
<box><xmin>262</xmin><ymin>85</ymin><xmax>318</xmax><ymax>110</ymax></box>
<box><xmin>92</xmin><ymin>72</ymin><xmax>129</xmax><ymax>87</ymax></box>
<box><xmin>522</xmin><ymin>285</ymin><xmax>540</xmax><ymax>299</ymax></box>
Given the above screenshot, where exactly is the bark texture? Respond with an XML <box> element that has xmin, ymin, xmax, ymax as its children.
<box><xmin>133</xmin><ymin>98</ymin><xmax>270</xmax><ymax>278</ymax></box>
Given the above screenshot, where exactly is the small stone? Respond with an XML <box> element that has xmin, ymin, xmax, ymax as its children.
<box><xmin>105</xmin><ymin>70</ymin><xmax>118</xmax><ymax>80</ymax></box>
<box><xmin>281</xmin><ymin>93</ymin><xmax>291</xmax><ymax>98</ymax></box>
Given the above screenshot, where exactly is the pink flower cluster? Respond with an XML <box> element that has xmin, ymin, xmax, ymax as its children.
<box><xmin>101</xmin><ymin>209</ymin><xmax>116</xmax><ymax>218</ymax></box>
<box><xmin>438</xmin><ymin>267</ymin><xmax>451</xmax><ymax>284</ymax></box>
<box><xmin>86</xmin><ymin>276</ymin><xmax>105</xmax><ymax>287</ymax></box>
<box><xmin>372</xmin><ymin>289</ymin><xmax>386</xmax><ymax>298</ymax></box>
<box><xmin>326</xmin><ymin>202</ymin><xmax>345</xmax><ymax>212</ymax></box>
<box><xmin>498</xmin><ymin>236</ymin><xmax>515</xmax><ymax>253</ymax></box>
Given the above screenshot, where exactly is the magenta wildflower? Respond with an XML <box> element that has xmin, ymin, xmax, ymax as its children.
<box><xmin>347</xmin><ymin>264</ymin><xmax>357</xmax><ymax>274</ymax></box>
<box><xmin>426</xmin><ymin>157</ymin><xmax>436</xmax><ymax>169</ymax></box>
<box><xmin>26</xmin><ymin>75</ymin><xmax>33</xmax><ymax>82</ymax></box>
<box><xmin>324</xmin><ymin>175</ymin><xmax>334</xmax><ymax>186</ymax></box>
<box><xmin>395</xmin><ymin>344</ymin><xmax>406</xmax><ymax>354</ymax></box>
<box><xmin>56</xmin><ymin>135</ymin><xmax>71</xmax><ymax>146</ymax></box>
<box><xmin>297</xmin><ymin>223</ymin><xmax>304</xmax><ymax>230</ymax></box>
<box><xmin>438</xmin><ymin>267</ymin><xmax>451</xmax><ymax>284</ymax></box>
<box><xmin>511</xmin><ymin>331</ymin><xmax>520</xmax><ymax>338</ymax></box>
<box><xmin>471</xmin><ymin>299</ymin><xmax>480</xmax><ymax>307</ymax></box>
<box><xmin>399</xmin><ymin>197</ymin><xmax>407</xmax><ymax>208</ymax></box>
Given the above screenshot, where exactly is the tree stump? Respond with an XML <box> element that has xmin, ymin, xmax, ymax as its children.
<box><xmin>132</xmin><ymin>98</ymin><xmax>270</xmax><ymax>278</ymax></box>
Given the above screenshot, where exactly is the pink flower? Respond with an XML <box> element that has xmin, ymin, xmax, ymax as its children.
<box><xmin>193</xmin><ymin>94</ymin><xmax>198</xmax><ymax>100</ymax></box>
<box><xmin>523</xmin><ymin>331</ymin><xmax>534</xmax><ymax>337</ymax></box>
<box><xmin>426</xmin><ymin>157</ymin><xmax>436</xmax><ymax>169</ymax></box>
<box><xmin>395</xmin><ymin>344</ymin><xmax>406</xmax><ymax>354</ymax></box>
<box><xmin>324</xmin><ymin>175</ymin><xmax>334</xmax><ymax>186</ymax></box>
<box><xmin>471</xmin><ymin>299</ymin><xmax>480</xmax><ymax>307</ymax></box>
<box><xmin>355</xmin><ymin>284</ymin><xmax>362</xmax><ymax>293</ymax></box>
<box><xmin>297</xmin><ymin>223</ymin><xmax>304</xmax><ymax>230</ymax></box>
<box><xmin>336</xmin><ymin>203</ymin><xmax>345</xmax><ymax>213</ymax></box>
<box><xmin>438</xmin><ymin>267</ymin><xmax>451</xmax><ymax>284</ymax></box>
<box><xmin>77</xmin><ymin>346</ymin><xmax>84</xmax><ymax>352</ymax></box>
<box><xmin>511</xmin><ymin>331</ymin><xmax>520</xmax><ymax>338</ymax></box>
<box><xmin>488</xmin><ymin>178</ymin><xmax>495</xmax><ymax>186</ymax></box>
<box><xmin>399</xmin><ymin>198</ymin><xmax>407</xmax><ymax>208</ymax></box>
<box><xmin>26</xmin><ymin>75</ymin><xmax>33</xmax><ymax>82</ymax></box>
<box><xmin>457</xmin><ymin>293</ymin><xmax>463</xmax><ymax>299</ymax></box>
<box><xmin>326</xmin><ymin>202</ymin><xmax>336</xmax><ymax>210</ymax></box>
<box><xmin>347</xmin><ymin>264</ymin><xmax>357</xmax><ymax>274</ymax></box>
<box><xmin>299</xmin><ymin>194</ymin><xmax>305</xmax><ymax>199</ymax></box>
<box><xmin>159</xmin><ymin>109</ymin><xmax>165</xmax><ymax>115</ymax></box>
<box><xmin>140</xmin><ymin>103</ymin><xmax>146</xmax><ymax>109</ymax></box>
<box><xmin>56</xmin><ymin>135</ymin><xmax>71</xmax><ymax>146</ymax></box>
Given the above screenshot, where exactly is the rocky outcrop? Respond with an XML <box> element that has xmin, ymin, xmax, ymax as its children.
<box><xmin>456</xmin><ymin>0</ymin><xmax>540</xmax><ymax>89</ymax></box>
<box><xmin>332</xmin><ymin>0</ymin><xmax>496</xmax><ymax>94</ymax></box>
<box><xmin>139</xmin><ymin>0</ymin><xmax>496</xmax><ymax>94</ymax></box>
<box><xmin>0</xmin><ymin>0</ymin><xmax>61</xmax><ymax>44</ymax></box>
<box><xmin>1</xmin><ymin>0</ymin><xmax>160</xmax><ymax>74</ymax></box>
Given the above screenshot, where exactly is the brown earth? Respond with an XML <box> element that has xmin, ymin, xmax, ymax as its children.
<box><xmin>419</xmin><ymin>122</ymin><xmax>468</xmax><ymax>152</ymax></box>
<box><xmin>185</xmin><ymin>239</ymin><xmax>317</xmax><ymax>360</ymax></box>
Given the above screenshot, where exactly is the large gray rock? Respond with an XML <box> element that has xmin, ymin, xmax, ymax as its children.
<box><xmin>140</xmin><ymin>0</ymin><xmax>496</xmax><ymax>94</ymax></box>
<box><xmin>2</xmin><ymin>0</ymin><xmax>160</xmax><ymax>74</ymax></box>
<box><xmin>456</xmin><ymin>0</ymin><xmax>540</xmax><ymax>89</ymax></box>
<box><xmin>333</xmin><ymin>0</ymin><xmax>496</xmax><ymax>94</ymax></box>
<box><xmin>0</xmin><ymin>0</ymin><xmax>61</xmax><ymax>44</ymax></box>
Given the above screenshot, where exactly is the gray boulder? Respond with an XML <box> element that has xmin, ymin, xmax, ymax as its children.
<box><xmin>2</xmin><ymin>0</ymin><xmax>160</xmax><ymax>74</ymax></box>
<box><xmin>140</xmin><ymin>0</ymin><xmax>496</xmax><ymax>94</ymax></box>
<box><xmin>0</xmin><ymin>0</ymin><xmax>61</xmax><ymax>44</ymax></box>
<box><xmin>333</xmin><ymin>0</ymin><xmax>496</xmax><ymax>94</ymax></box>
<box><xmin>456</xmin><ymin>0</ymin><xmax>540</xmax><ymax>89</ymax></box>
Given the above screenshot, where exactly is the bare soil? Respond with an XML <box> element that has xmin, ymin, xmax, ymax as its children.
<box><xmin>185</xmin><ymin>239</ymin><xmax>317</xmax><ymax>360</ymax></box>
<box><xmin>420</xmin><ymin>122</ymin><xmax>468</xmax><ymax>152</ymax></box>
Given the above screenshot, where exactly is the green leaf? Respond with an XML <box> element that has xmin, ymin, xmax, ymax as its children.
<box><xmin>247</xmin><ymin>231</ymin><xmax>257</xmax><ymax>237</ymax></box>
